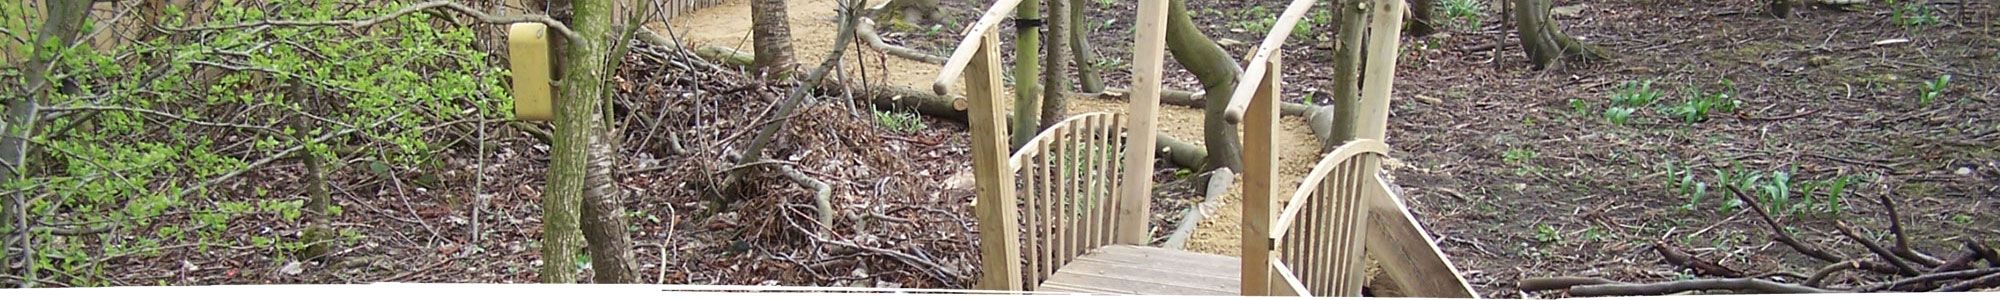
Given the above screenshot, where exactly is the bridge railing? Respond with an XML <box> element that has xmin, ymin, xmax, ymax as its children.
<box><xmin>1223</xmin><ymin>0</ymin><xmax>1478</xmax><ymax>297</ymax></box>
<box><xmin>1005</xmin><ymin>112</ymin><xmax>1128</xmax><ymax>290</ymax></box>
<box><xmin>934</xmin><ymin>0</ymin><xmax>1170</xmax><ymax>292</ymax></box>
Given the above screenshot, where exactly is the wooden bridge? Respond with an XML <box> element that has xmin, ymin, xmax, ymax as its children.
<box><xmin>931</xmin><ymin>0</ymin><xmax>1478</xmax><ymax>297</ymax></box>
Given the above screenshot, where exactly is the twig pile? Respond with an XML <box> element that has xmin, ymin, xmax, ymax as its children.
<box><xmin>1522</xmin><ymin>186</ymin><xmax>2000</xmax><ymax>296</ymax></box>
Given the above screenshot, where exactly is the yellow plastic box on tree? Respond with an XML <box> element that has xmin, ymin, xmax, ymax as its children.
<box><xmin>507</xmin><ymin>22</ymin><xmax>555</xmax><ymax>121</ymax></box>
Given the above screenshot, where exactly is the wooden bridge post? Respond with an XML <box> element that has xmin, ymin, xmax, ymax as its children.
<box><xmin>965</xmin><ymin>30</ymin><xmax>1024</xmax><ymax>291</ymax></box>
<box><xmin>1239</xmin><ymin>52</ymin><xmax>1284</xmax><ymax>296</ymax></box>
<box><xmin>1115</xmin><ymin>0</ymin><xmax>1170</xmax><ymax>245</ymax></box>
<box><xmin>1355</xmin><ymin>0</ymin><xmax>1479</xmax><ymax>297</ymax></box>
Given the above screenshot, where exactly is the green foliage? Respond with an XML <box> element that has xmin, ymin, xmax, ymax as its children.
<box><xmin>1502</xmin><ymin>147</ymin><xmax>1542</xmax><ymax>175</ymax></box>
<box><xmin>5</xmin><ymin>0</ymin><xmax>509</xmax><ymax>286</ymax></box>
<box><xmin>1533</xmin><ymin>224</ymin><xmax>1561</xmax><ymax>243</ymax></box>
<box><xmin>1918</xmin><ymin>74</ymin><xmax>1951</xmax><ymax>106</ymax></box>
<box><xmin>1889</xmin><ymin>0</ymin><xmax>1939</xmax><ymax>27</ymax></box>
<box><xmin>1602</xmin><ymin>80</ymin><xmax>1662</xmax><ymax>125</ymax></box>
<box><xmin>1439</xmin><ymin>0</ymin><xmax>1484</xmax><ymax>30</ymax></box>
<box><xmin>1660</xmin><ymin>160</ymin><xmax>1870</xmax><ymax>217</ymax></box>
<box><xmin>871</xmin><ymin>106</ymin><xmax>927</xmax><ymax>133</ymax></box>
<box><xmin>1665</xmin><ymin>80</ymin><xmax>1740</xmax><ymax>123</ymax></box>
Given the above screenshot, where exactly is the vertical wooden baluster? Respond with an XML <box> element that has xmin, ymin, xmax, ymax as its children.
<box><xmin>1088</xmin><ymin>116</ymin><xmax>1104</xmax><ymax>252</ymax></box>
<box><xmin>1315</xmin><ymin>179</ymin><xmax>1333</xmax><ymax>296</ymax></box>
<box><xmin>1338</xmin><ymin>159</ymin><xmax>1365</xmax><ymax>296</ymax></box>
<box><xmin>1102</xmin><ymin>114</ymin><xmax>1125</xmax><ymax>246</ymax></box>
<box><xmin>1048</xmin><ymin>136</ymin><xmax>1064</xmax><ymax>276</ymax></box>
<box><xmin>1052</xmin><ymin>129</ymin><xmax>1070</xmax><ymax>267</ymax></box>
<box><xmin>1063</xmin><ymin>123</ymin><xmax>1081</xmax><ymax>263</ymax></box>
<box><xmin>1092</xmin><ymin>115</ymin><xmax>1111</xmax><ymax>249</ymax></box>
<box><xmin>1023</xmin><ymin>149</ymin><xmax>1040</xmax><ymax>286</ymax></box>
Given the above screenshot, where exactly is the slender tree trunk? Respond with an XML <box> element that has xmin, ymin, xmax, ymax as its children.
<box><xmin>574</xmin><ymin>1</ymin><xmax>648</xmax><ymax>284</ymax></box>
<box><xmin>1407</xmin><ymin>0</ymin><xmax>1437</xmax><ymax>36</ymax></box>
<box><xmin>751</xmin><ymin>0</ymin><xmax>797</xmax><ymax>79</ymax></box>
<box><xmin>1314</xmin><ymin>0</ymin><xmax>1370</xmax><ymax>150</ymax></box>
<box><xmin>1070</xmin><ymin>1</ymin><xmax>1103</xmax><ymax>93</ymax></box>
<box><xmin>1040</xmin><ymin>0</ymin><xmax>1071</xmax><ymax>130</ymax></box>
<box><xmin>1513</xmin><ymin>0</ymin><xmax>1607</xmax><ymax>70</ymax></box>
<box><xmin>1009</xmin><ymin>0</ymin><xmax>1043</xmax><ymax>149</ymax></box>
<box><xmin>2</xmin><ymin>0</ymin><xmax>89</xmax><ymax>286</ymax></box>
<box><xmin>543</xmin><ymin>0</ymin><xmax>616</xmax><ymax>284</ymax></box>
<box><xmin>1163</xmin><ymin>0</ymin><xmax>1241</xmax><ymax>172</ymax></box>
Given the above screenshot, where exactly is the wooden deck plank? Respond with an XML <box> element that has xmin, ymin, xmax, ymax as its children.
<box><xmin>1036</xmin><ymin>245</ymin><xmax>1241</xmax><ymax>295</ymax></box>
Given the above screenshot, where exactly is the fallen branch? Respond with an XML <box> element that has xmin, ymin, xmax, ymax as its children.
<box><xmin>856</xmin><ymin>18</ymin><xmax>946</xmax><ymax>64</ymax></box>
<box><xmin>1860</xmin><ymin>267</ymin><xmax>2000</xmax><ymax>292</ymax></box>
<box><xmin>1163</xmin><ymin>168</ymin><xmax>1234</xmax><ymax>250</ymax></box>
<box><xmin>1726</xmin><ymin>186</ymin><xmax>1842</xmax><ymax>263</ymax></box>
<box><xmin>1880</xmin><ymin>195</ymin><xmax>1945</xmax><ymax>267</ymax></box>
<box><xmin>1834</xmin><ymin>221</ymin><xmax>1924</xmax><ymax>276</ymax></box>
<box><xmin>770</xmin><ymin>161</ymin><xmax>835</xmax><ymax>232</ymax></box>
<box><xmin>1520</xmin><ymin>276</ymin><xmax>1837</xmax><ymax>296</ymax></box>
<box><xmin>1805</xmin><ymin>260</ymin><xmax>1866</xmax><ymax>287</ymax></box>
<box><xmin>1654</xmin><ymin>242</ymin><xmax>1746</xmax><ymax>278</ymax></box>
<box><xmin>1932</xmin><ymin>272</ymin><xmax>2000</xmax><ymax>292</ymax></box>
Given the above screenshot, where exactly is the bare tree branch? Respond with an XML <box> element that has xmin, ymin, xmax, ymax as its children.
<box><xmin>1880</xmin><ymin>195</ymin><xmax>1944</xmax><ymax>267</ymax></box>
<box><xmin>1834</xmin><ymin>221</ymin><xmax>1923</xmax><ymax>276</ymax></box>
<box><xmin>166</xmin><ymin>1</ymin><xmax>587</xmax><ymax>47</ymax></box>
<box><xmin>1521</xmin><ymin>276</ymin><xmax>1838</xmax><ymax>296</ymax></box>
<box><xmin>1861</xmin><ymin>268</ymin><xmax>2000</xmax><ymax>292</ymax></box>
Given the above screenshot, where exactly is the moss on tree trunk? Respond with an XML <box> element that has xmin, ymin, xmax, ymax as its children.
<box><xmin>1010</xmin><ymin>0</ymin><xmax>1043</xmax><ymax>149</ymax></box>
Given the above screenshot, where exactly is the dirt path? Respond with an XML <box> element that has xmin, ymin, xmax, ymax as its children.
<box><xmin>656</xmin><ymin>0</ymin><xmax>1324</xmax><ymax>257</ymax></box>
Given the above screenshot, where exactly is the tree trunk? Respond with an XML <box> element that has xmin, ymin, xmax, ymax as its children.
<box><xmin>1070</xmin><ymin>0</ymin><xmax>1104</xmax><ymax>93</ymax></box>
<box><xmin>1513</xmin><ymin>0</ymin><xmax>1608</xmax><ymax>70</ymax></box>
<box><xmin>542</xmin><ymin>0</ymin><xmax>617</xmax><ymax>284</ymax></box>
<box><xmin>1767</xmin><ymin>0</ymin><xmax>1792</xmax><ymax>18</ymax></box>
<box><xmin>1039</xmin><ymin>0</ymin><xmax>1071</xmax><ymax>130</ymax></box>
<box><xmin>575</xmin><ymin>1</ymin><xmax>648</xmax><ymax>284</ymax></box>
<box><xmin>1010</xmin><ymin>0</ymin><xmax>1043</xmax><ymax>149</ymax></box>
<box><xmin>1406</xmin><ymin>0</ymin><xmax>1437</xmax><ymax>36</ymax></box>
<box><xmin>1164</xmin><ymin>0</ymin><xmax>1241</xmax><ymax>172</ymax></box>
<box><xmin>1318</xmin><ymin>0</ymin><xmax>1370</xmax><ymax>150</ymax></box>
<box><xmin>2</xmin><ymin>0</ymin><xmax>89</xmax><ymax>286</ymax></box>
<box><xmin>751</xmin><ymin>0</ymin><xmax>798</xmax><ymax>79</ymax></box>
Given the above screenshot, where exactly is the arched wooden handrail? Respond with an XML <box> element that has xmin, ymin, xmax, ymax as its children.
<box><xmin>1003</xmin><ymin>112</ymin><xmax>1128</xmax><ymax>290</ymax></box>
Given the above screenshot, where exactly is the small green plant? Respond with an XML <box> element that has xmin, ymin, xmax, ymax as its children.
<box><xmin>1602</xmin><ymin>80</ymin><xmax>1662</xmax><ymax>125</ymax></box>
<box><xmin>1439</xmin><ymin>0</ymin><xmax>1484</xmax><ymax>30</ymax></box>
<box><xmin>1953</xmin><ymin>214</ymin><xmax>1975</xmax><ymax>225</ymax></box>
<box><xmin>1236</xmin><ymin>6</ymin><xmax>1277</xmax><ymax>34</ymax></box>
<box><xmin>1919</xmin><ymin>74</ymin><xmax>1951</xmax><ymax>106</ymax></box>
<box><xmin>1666</xmin><ymin>80</ymin><xmax>1741</xmax><ymax>123</ymax></box>
<box><xmin>1502</xmin><ymin>148</ymin><xmax>1538</xmax><ymax>165</ymax></box>
<box><xmin>1534</xmin><ymin>224</ymin><xmax>1562</xmax><ymax>243</ymax></box>
<box><xmin>1604</xmin><ymin>107</ymin><xmax>1637</xmax><ymax>125</ymax></box>
<box><xmin>1889</xmin><ymin>0</ymin><xmax>1939</xmax><ymax>27</ymax></box>
<box><xmin>1581</xmin><ymin>226</ymin><xmax>1610</xmax><ymax>243</ymax></box>
<box><xmin>1568</xmin><ymin>98</ymin><xmax>1590</xmax><ymax>115</ymax></box>
<box><xmin>871</xmin><ymin>106</ymin><xmax>927</xmax><ymax>133</ymax></box>
<box><xmin>1663</xmin><ymin>162</ymin><xmax>1710</xmax><ymax>212</ymax></box>
<box><xmin>1611</xmin><ymin>80</ymin><xmax>1664</xmax><ymax>107</ymax></box>
<box><xmin>1502</xmin><ymin>148</ymin><xmax>1542</xmax><ymax>175</ymax></box>
<box><xmin>1094</xmin><ymin>0</ymin><xmax>1116</xmax><ymax>9</ymax></box>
